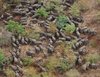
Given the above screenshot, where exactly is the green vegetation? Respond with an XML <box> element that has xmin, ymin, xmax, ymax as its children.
<box><xmin>36</xmin><ymin>7</ymin><xmax>49</xmax><ymax>18</ymax></box>
<box><xmin>45</xmin><ymin>0</ymin><xmax>64</xmax><ymax>14</ymax></box>
<box><xmin>22</xmin><ymin>57</ymin><xmax>33</xmax><ymax>66</ymax></box>
<box><xmin>0</xmin><ymin>49</ymin><xmax>5</xmax><ymax>70</ymax></box>
<box><xmin>0</xmin><ymin>49</ymin><xmax>5</xmax><ymax>63</ymax></box>
<box><xmin>69</xmin><ymin>2</ymin><xmax>80</xmax><ymax>16</ymax></box>
<box><xmin>44</xmin><ymin>56</ymin><xmax>60</xmax><ymax>71</ymax></box>
<box><xmin>64</xmin><ymin>43</ymin><xmax>77</xmax><ymax>64</ymax></box>
<box><xmin>63</xmin><ymin>23</ymin><xmax>76</xmax><ymax>34</ymax></box>
<box><xmin>26</xmin><ymin>31</ymin><xmax>40</xmax><ymax>40</ymax></box>
<box><xmin>56</xmin><ymin>15</ymin><xmax>69</xmax><ymax>29</ymax></box>
<box><xmin>7</xmin><ymin>20</ymin><xmax>25</xmax><ymax>35</ymax></box>
<box><xmin>44</xmin><ymin>56</ymin><xmax>71</xmax><ymax>72</ymax></box>
<box><xmin>0</xmin><ymin>0</ymin><xmax>99</xmax><ymax>77</ymax></box>
<box><xmin>56</xmin><ymin>15</ymin><xmax>76</xmax><ymax>34</ymax></box>
<box><xmin>45</xmin><ymin>1</ymin><xmax>56</xmax><ymax>11</ymax></box>
<box><xmin>57</xmin><ymin>58</ymin><xmax>71</xmax><ymax>72</ymax></box>
<box><xmin>85</xmin><ymin>53</ymin><xmax>100</xmax><ymax>63</ymax></box>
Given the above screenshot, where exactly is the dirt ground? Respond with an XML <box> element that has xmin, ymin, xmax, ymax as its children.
<box><xmin>79</xmin><ymin>0</ymin><xmax>100</xmax><ymax>77</ymax></box>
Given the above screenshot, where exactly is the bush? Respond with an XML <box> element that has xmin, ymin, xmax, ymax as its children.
<box><xmin>36</xmin><ymin>7</ymin><xmax>49</xmax><ymax>18</ymax></box>
<box><xmin>56</xmin><ymin>15</ymin><xmax>69</xmax><ymax>29</ymax></box>
<box><xmin>56</xmin><ymin>15</ymin><xmax>76</xmax><ymax>34</ymax></box>
<box><xmin>56</xmin><ymin>58</ymin><xmax>71</xmax><ymax>72</ymax></box>
<box><xmin>6</xmin><ymin>20</ymin><xmax>25</xmax><ymax>35</ymax></box>
<box><xmin>63</xmin><ymin>23</ymin><xmax>76</xmax><ymax>34</ymax></box>
<box><xmin>44</xmin><ymin>56</ymin><xmax>71</xmax><ymax>72</ymax></box>
<box><xmin>69</xmin><ymin>2</ymin><xmax>80</xmax><ymax>17</ymax></box>
<box><xmin>45</xmin><ymin>0</ymin><xmax>63</xmax><ymax>13</ymax></box>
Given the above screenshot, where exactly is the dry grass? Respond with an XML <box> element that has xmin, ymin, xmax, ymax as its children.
<box><xmin>25</xmin><ymin>24</ymin><xmax>43</xmax><ymax>40</ymax></box>
<box><xmin>55</xmin><ymin>42</ymin><xmax>65</xmax><ymax>54</ymax></box>
<box><xmin>65</xmin><ymin>69</ymin><xmax>80</xmax><ymax>77</ymax></box>
<box><xmin>23</xmin><ymin>66</ymin><xmax>37</xmax><ymax>77</ymax></box>
<box><xmin>5</xmin><ymin>67</ymin><xmax>15</xmax><ymax>77</ymax></box>
<box><xmin>85</xmin><ymin>52</ymin><xmax>100</xmax><ymax>63</ymax></box>
<box><xmin>64</xmin><ymin>43</ymin><xmax>77</xmax><ymax>64</ymax></box>
<box><xmin>69</xmin><ymin>2</ymin><xmax>81</xmax><ymax>16</ymax></box>
<box><xmin>48</xmin><ymin>22</ymin><xmax>57</xmax><ymax>33</ymax></box>
<box><xmin>43</xmin><ymin>56</ymin><xmax>60</xmax><ymax>71</ymax></box>
<box><xmin>41</xmin><ymin>72</ymin><xmax>56</xmax><ymax>77</ymax></box>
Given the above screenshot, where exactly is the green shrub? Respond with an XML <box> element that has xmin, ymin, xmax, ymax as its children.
<box><xmin>63</xmin><ymin>23</ymin><xmax>76</xmax><ymax>34</ymax></box>
<box><xmin>36</xmin><ymin>7</ymin><xmax>49</xmax><ymax>18</ymax></box>
<box><xmin>56</xmin><ymin>58</ymin><xmax>71</xmax><ymax>72</ymax></box>
<box><xmin>6</xmin><ymin>20</ymin><xmax>25</xmax><ymax>35</ymax></box>
<box><xmin>56</xmin><ymin>15</ymin><xmax>76</xmax><ymax>34</ymax></box>
<box><xmin>56</xmin><ymin>15</ymin><xmax>69</xmax><ymax>28</ymax></box>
